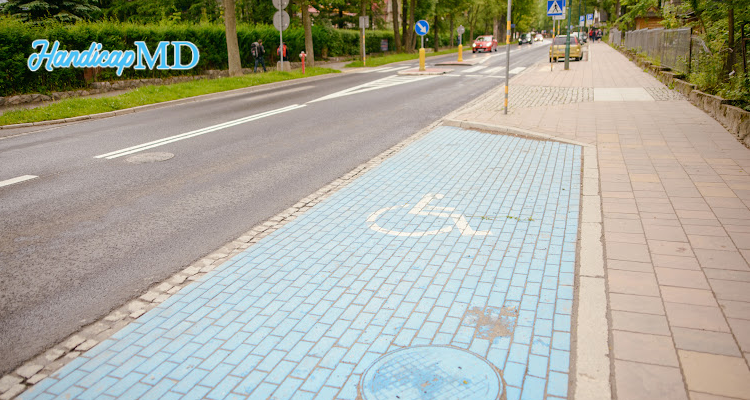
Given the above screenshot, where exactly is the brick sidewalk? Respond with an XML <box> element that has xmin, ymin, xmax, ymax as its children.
<box><xmin>451</xmin><ymin>42</ymin><xmax>750</xmax><ymax>399</ymax></box>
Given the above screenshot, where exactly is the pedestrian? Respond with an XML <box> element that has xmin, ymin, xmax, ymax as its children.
<box><xmin>588</xmin><ymin>28</ymin><xmax>594</xmax><ymax>44</ymax></box>
<box><xmin>596</xmin><ymin>29</ymin><xmax>603</xmax><ymax>42</ymax></box>
<box><xmin>252</xmin><ymin>39</ymin><xmax>266</xmax><ymax>73</ymax></box>
<box><xmin>277</xmin><ymin>42</ymin><xmax>288</xmax><ymax>62</ymax></box>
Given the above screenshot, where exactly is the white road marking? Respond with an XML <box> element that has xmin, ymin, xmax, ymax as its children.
<box><xmin>477</xmin><ymin>56</ymin><xmax>493</xmax><ymax>64</ymax></box>
<box><xmin>354</xmin><ymin>67</ymin><xmax>393</xmax><ymax>74</ymax></box>
<box><xmin>308</xmin><ymin>75</ymin><xmax>438</xmax><ymax>103</ymax></box>
<box><xmin>482</xmin><ymin>66</ymin><xmax>506</xmax><ymax>75</ymax></box>
<box><xmin>445</xmin><ymin>74</ymin><xmax>462</xmax><ymax>77</ymax></box>
<box><xmin>95</xmin><ymin>104</ymin><xmax>305</xmax><ymax>159</ymax></box>
<box><xmin>0</xmin><ymin>175</ymin><xmax>38</xmax><ymax>188</ymax></box>
<box><xmin>509</xmin><ymin>67</ymin><xmax>526</xmax><ymax>74</ymax></box>
<box><xmin>464</xmin><ymin>65</ymin><xmax>488</xmax><ymax>73</ymax></box>
<box><xmin>376</xmin><ymin>66</ymin><xmax>411</xmax><ymax>73</ymax></box>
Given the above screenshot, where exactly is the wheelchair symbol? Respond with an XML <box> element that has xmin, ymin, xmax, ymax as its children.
<box><xmin>366</xmin><ymin>193</ymin><xmax>493</xmax><ymax>237</ymax></box>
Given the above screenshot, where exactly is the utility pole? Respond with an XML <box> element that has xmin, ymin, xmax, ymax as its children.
<box><xmin>504</xmin><ymin>0</ymin><xmax>512</xmax><ymax>114</ymax></box>
<box><xmin>578</xmin><ymin>0</ymin><xmax>582</xmax><ymax>39</ymax></box>
<box><xmin>564</xmin><ymin>0</ymin><xmax>571</xmax><ymax>70</ymax></box>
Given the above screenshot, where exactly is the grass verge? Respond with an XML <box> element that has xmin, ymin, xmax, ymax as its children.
<box><xmin>0</xmin><ymin>67</ymin><xmax>338</xmax><ymax>126</ymax></box>
<box><xmin>344</xmin><ymin>47</ymin><xmax>484</xmax><ymax>68</ymax></box>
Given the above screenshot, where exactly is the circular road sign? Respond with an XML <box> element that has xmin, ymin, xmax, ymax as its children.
<box><xmin>272</xmin><ymin>0</ymin><xmax>289</xmax><ymax>10</ymax></box>
<box><xmin>457</xmin><ymin>25</ymin><xmax>465</xmax><ymax>35</ymax></box>
<box><xmin>273</xmin><ymin>10</ymin><xmax>290</xmax><ymax>31</ymax></box>
<box><xmin>414</xmin><ymin>20</ymin><xmax>429</xmax><ymax>36</ymax></box>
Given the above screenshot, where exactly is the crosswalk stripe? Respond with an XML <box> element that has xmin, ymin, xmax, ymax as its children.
<box><xmin>464</xmin><ymin>65</ymin><xmax>488</xmax><ymax>73</ymax></box>
<box><xmin>482</xmin><ymin>66</ymin><xmax>506</xmax><ymax>75</ymax></box>
<box><xmin>509</xmin><ymin>67</ymin><xmax>526</xmax><ymax>74</ymax></box>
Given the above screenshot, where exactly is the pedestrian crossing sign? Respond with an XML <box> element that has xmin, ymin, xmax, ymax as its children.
<box><xmin>547</xmin><ymin>0</ymin><xmax>563</xmax><ymax>16</ymax></box>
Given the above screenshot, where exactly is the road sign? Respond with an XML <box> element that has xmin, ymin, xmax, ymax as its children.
<box><xmin>359</xmin><ymin>16</ymin><xmax>369</xmax><ymax>29</ymax></box>
<box><xmin>415</xmin><ymin>20</ymin><xmax>429</xmax><ymax>36</ymax></box>
<box><xmin>272</xmin><ymin>0</ymin><xmax>289</xmax><ymax>10</ymax></box>
<box><xmin>553</xmin><ymin>9</ymin><xmax>566</xmax><ymax>20</ymax></box>
<box><xmin>457</xmin><ymin>25</ymin><xmax>465</xmax><ymax>35</ymax></box>
<box><xmin>273</xmin><ymin>11</ymin><xmax>290</xmax><ymax>31</ymax></box>
<box><xmin>579</xmin><ymin>15</ymin><xmax>584</xmax><ymax>26</ymax></box>
<box><xmin>587</xmin><ymin>13</ymin><xmax>594</xmax><ymax>23</ymax></box>
<box><xmin>547</xmin><ymin>0</ymin><xmax>563</xmax><ymax>16</ymax></box>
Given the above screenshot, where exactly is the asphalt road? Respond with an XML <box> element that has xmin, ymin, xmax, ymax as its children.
<box><xmin>0</xmin><ymin>41</ymin><xmax>550</xmax><ymax>374</ymax></box>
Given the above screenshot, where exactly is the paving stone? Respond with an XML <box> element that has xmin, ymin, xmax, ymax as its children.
<box><xmin>607</xmin><ymin>270</ymin><xmax>660</xmax><ymax>296</ymax></box>
<box><xmin>612</xmin><ymin>330</ymin><xmax>679</xmax><ymax>366</ymax></box>
<box><xmin>661</xmin><ymin>287</ymin><xmax>718</xmax><ymax>307</ymax></box>
<box><xmin>655</xmin><ymin>267</ymin><xmax>710</xmax><ymax>289</ymax></box>
<box><xmin>727</xmin><ymin>318</ymin><xmax>750</xmax><ymax>353</ymax></box>
<box><xmin>719</xmin><ymin>300</ymin><xmax>750</xmax><ymax>320</ymax></box>
<box><xmin>710</xmin><ymin>280</ymin><xmax>750</xmax><ymax>302</ymax></box>
<box><xmin>695</xmin><ymin>249</ymin><xmax>750</xmax><ymax>271</ymax></box>
<box><xmin>609</xmin><ymin>293</ymin><xmax>665</xmax><ymax>315</ymax></box>
<box><xmin>61</xmin><ymin>335</ymin><xmax>85</xmax><ymax>350</ymax></box>
<box><xmin>679</xmin><ymin>350</ymin><xmax>750</xmax><ymax>399</ymax></box>
<box><xmin>672</xmin><ymin>327</ymin><xmax>741</xmax><ymax>357</ymax></box>
<box><xmin>0</xmin><ymin>384</ymin><xmax>26</xmax><ymax>400</ymax></box>
<box><xmin>15</xmin><ymin>363</ymin><xmax>43</xmax><ymax>379</ymax></box>
<box><xmin>44</xmin><ymin>349</ymin><xmax>65</xmax><ymax>362</ymax></box>
<box><xmin>614</xmin><ymin>360</ymin><xmax>687</xmax><ymax>400</ymax></box>
<box><xmin>0</xmin><ymin>376</ymin><xmax>21</xmax><ymax>393</ymax></box>
<box><xmin>612</xmin><ymin>310</ymin><xmax>671</xmax><ymax>336</ymax></box>
<box><xmin>26</xmin><ymin>374</ymin><xmax>47</xmax><ymax>385</ymax></box>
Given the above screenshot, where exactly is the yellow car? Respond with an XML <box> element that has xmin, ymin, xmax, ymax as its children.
<box><xmin>549</xmin><ymin>35</ymin><xmax>583</xmax><ymax>62</ymax></box>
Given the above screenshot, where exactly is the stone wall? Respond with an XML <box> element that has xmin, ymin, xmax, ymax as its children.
<box><xmin>617</xmin><ymin>47</ymin><xmax>750</xmax><ymax>147</ymax></box>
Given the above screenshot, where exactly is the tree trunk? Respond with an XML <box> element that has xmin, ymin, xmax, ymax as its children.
<box><xmin>725</xmin><ymin>0</ymin><xmax>735</xmax><ymax>77</ymax></box>
<box><xmin>408</xmin><ymin>0</ymin><xmax>416</xmax><ymax>52</ymax></box>
<box><xmin>302</xmin><ymin>0</ymin><xmax>315</xmax><ymax>67</ymax></box>
<box><xmin>493</xmin><ymin>16</ymin><xmax>498</xmax><ymax>39</ymax></box>
<box><xmin>433</xmin><ymin>1</ymin><xmax>439</xmax><ymax>52</ymax></box>
<box><xmin>402</xmin><ymin>0</ymin><xmax>408</xmax><ymax>48</ymax></box>
<box><xmin>223</xmin><ymin>0</ymin><xmax>242</xmax><ymax>76</ymax></box>
<box><xmin>615</xmin><ymin>0</ymin><xmax>620</xmax><ymax>18</ymax></box>
<box><xmin>391</xmin><ymin>0</ymin><xmax>401</xmax><ymax>51</ymax></box>
<box><xmin>469</xmin><ymin>7</ymin><xmax>475</xmax><ymax>44</ymax></box>
<box><xmin>449</xmin><ymin>14</ymin><xmax>454</xmax><ymax>47</ymax></box>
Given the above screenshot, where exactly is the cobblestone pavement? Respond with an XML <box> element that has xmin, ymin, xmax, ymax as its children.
<box><xmin>451</xmin><ymin>42</ymin><xmax>750</xmax><ymax>400</ymax></box>
<box><xmin>21</xmin><ymin>127</ymin><xmax>581</xmax><ymax>400</ymax></box>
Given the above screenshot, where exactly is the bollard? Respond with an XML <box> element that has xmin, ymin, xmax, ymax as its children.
<box><xmin>419</xmin><ymin>48</ymin><xmax>426</xmax><ymax>71</ymax></box>
<box><xmin>300</xmin><ymin>51</ymin><xmax>306</xmax><ymax>74</ymax></box>
<box><xmin>458</xmin><ymin>44</ymin><xmax>463</xmax><ymax>62</ymax></box>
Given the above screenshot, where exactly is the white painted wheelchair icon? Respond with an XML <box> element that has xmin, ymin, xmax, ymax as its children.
<box><xmin>366</xmin><ymin>193</ymin><xmax>493</xmax><ymax>237</ymax></box>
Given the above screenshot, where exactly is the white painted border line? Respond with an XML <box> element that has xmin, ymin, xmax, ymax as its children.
<box><xmin>95</xmin><ymin>104</ymin><xmax>305</xmax><ymax>159</ymax></box>
<box><xmin>0</xmin><ymin>175</ymin><xmax>38</xmax><ymax>188</ymax></box>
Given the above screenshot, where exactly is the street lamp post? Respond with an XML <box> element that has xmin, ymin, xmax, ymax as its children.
<box><xmin>564</xmin><ymin>0</ymin><xmax>571</xmax><ymax>70</ymax></box>
<box><xmin>504</xmin><ymin>0</ymin><xmax>512</xmax><ymax>114</ymax></box>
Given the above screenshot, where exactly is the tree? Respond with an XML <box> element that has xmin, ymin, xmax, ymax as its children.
<box><xmin>223</xmin><ymin>0</ymin><xmax>242</xmax><ymax>76</ymax></box>
<box><xmin>301</xmin><ymin>0</ymin><xmax>315</xmax><ymax>67</ymax></box>
<box><xmin>1</xmin><ymin>0</ymin><xmax>101</xmax><ymax>22</ymax></box>
<box><xmin>392</xmin><ymin>0</ymin><xmax>402</xmax><ymax>51</ymax></box>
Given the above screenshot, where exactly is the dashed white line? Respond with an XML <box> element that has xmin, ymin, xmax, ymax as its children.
<box><xmin>0</xmin><ymin>175</ymin><xmax>38</xmax><ymax>188</ymax></box>
<box><xmin>95</xmin><ymin>104</ymin><xmax>306</xmax><ymax>159</ymax></box>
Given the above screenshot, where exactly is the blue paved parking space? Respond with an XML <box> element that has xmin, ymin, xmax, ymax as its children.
<box><xmin>22</xmin><ymin>126</ymin><xmax>581</xmax><ymax>400</ymax></box>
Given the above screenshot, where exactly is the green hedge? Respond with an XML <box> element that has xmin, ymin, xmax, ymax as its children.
<box><xmin>0</xmin><ymin>17</ymin><xmax>396</xmax><ymax>96</ymax></box>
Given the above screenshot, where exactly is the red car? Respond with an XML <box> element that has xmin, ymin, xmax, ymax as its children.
<box><xmin>472</xmin><ymin>35</ymin><xmax>498</xmax><ymax>53</ymax></box>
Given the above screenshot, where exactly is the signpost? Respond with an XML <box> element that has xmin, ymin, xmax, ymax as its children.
<box><xmin>359</xmin><ymin>16</ymin><xmax>369</xmax><ymax>65</ymax></box>
<box><xmin>547</xmin><ymin>0</ymin><xmax>563</xmax><ymax>17</ymax></box>
<box><xmin>504</xmin><ymin>0</ymin><xmax>511</xmax><ymax>115</ymax></box>
<box><xmin>415</xmin><ymin>20</ymin><xmax>429</xmax><ymax>71</ymax></box>
<box><xmin>272</xmin><ymin>0</ymin><xmax>290</xmax><ymax>72</ymax></box>
<box><xmin>457</xmin><ymin>25</ymin><xmax>465</xmax><ymax>62</ymax></box>
<box><xmin>579</xmin><ymin>15</ymin><xmax>584</xmax><ymax>27</ymax></box>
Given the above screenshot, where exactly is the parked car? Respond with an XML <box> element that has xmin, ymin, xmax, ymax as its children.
<box><xmin>472</xmin><ymin>35</ymin><xmax>498</xmax><ymax>53</ymax></box>
<box><xmin>549</xmin><ymin>35</ymin><xmax>583</xmax><ymax>62</ymax></box>
<box><xmin>571</xmin><ymin>31</ymin><xmax>587</xmax><ymax>43</ymax></box>
<box><xmin>518</xmin><ymin>33</ymin><xmax>532</xmax><ymax>45</ymax></box>
<box><xmin>534</xmin><ymin>33</ymin><xmax>544</xmax><ymax>42</ymax></box>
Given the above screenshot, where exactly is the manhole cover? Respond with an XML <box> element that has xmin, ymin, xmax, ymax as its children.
<box><xmin>125</xmin><ymin>152</ymin><xmax>174</xmax><ymax>164</ymax></box>
<box><xmin>359</xmin><ymin>345</ymin><xmax>504</xmax><ymax>400</ymax></box>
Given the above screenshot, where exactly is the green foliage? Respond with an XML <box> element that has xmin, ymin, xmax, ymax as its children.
<box><xmin>0</xmin><ymin>17</ymin><xmax>395</xmax><ymax>96</ymax></box>
<box><xmin>0</xmin><ymin>67</ymin><xmax>339</xmax><ymax>125</ymax></box>
<box><xmin>1</xmin><ymin>0</ymin><xmax>101</xmax><ymax>22</ymax></box>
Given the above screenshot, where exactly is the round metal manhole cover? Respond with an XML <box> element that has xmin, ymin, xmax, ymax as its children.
<box><xmin>359</xmin><ymin>345</ymin><xmax>504</xmax><ymax>400</ymax></box>
<box><xmin>125</xmin><ymin>152</ymin><xmax>174</xmax><ymax>164</ymax></box>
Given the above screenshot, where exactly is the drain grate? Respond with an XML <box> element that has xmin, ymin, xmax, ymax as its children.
<box><xmin>359</xmin><ymin>345</ymin><xmax>504</xmax><ymax>400</ymax></box>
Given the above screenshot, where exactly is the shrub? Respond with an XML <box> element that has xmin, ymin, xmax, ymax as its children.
<box><xmin>0</xmin><ymin>17</ymin><xmax>396</xmax><ymax>96</ymax></box>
